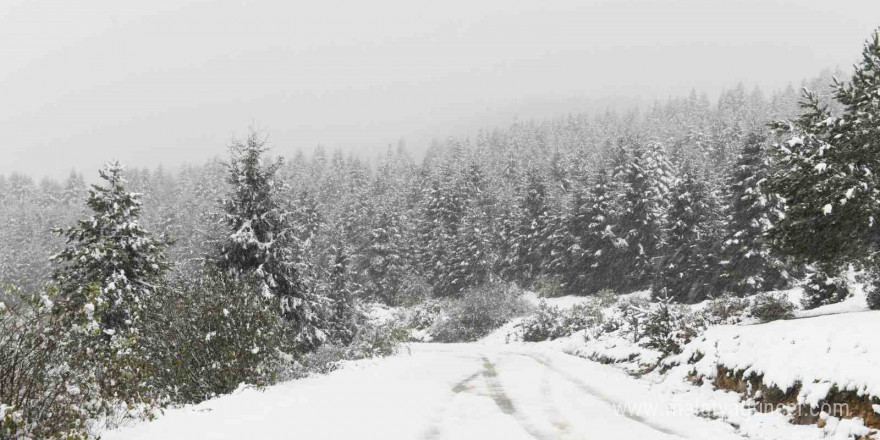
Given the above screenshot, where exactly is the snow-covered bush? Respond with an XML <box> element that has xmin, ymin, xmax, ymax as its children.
<box><xmin>400</xmin><ymin>299</ymin><xmax>445</xmax><ymax>335</ymax></box>
<box><xmin>396</xmin><ymin>274</ymin><xmax>433</xmax><ymax>307</ymax></box>
<box><xmin>640</xmin><ymin>300</ymin><xmax>706</xmax><ymax>357</ymax></box>
<box><xmin>517</xmin><ymin>300</ymin><xmax>603</xmax><ymax>342</ymax></box>
<box><xmin>346</xmin><ymin>321</ymin><xmax>409</xmax><ymax>359</ymax></box>
<box><xmin>867</xmin><ymin>270</ymin><xmax>880</xmax><ymax>310</ymax></box>
<box><xmin>0</xmin><ymin>287</ymin><xmax>96</xmax><ymax>440</ymax></box>
<box><xmin>606</xmin><ymin>296</ymin><xmax>652</xmax><ymax>342</ymax></box>
<box><xmin>700</xmin><ymin>293</ymin><xmax>749</xmax><ymax>325</ymax></box>
<box><xmin>518</xmin><ymin>301</ymin><xmax>564</xmax><ymax>342</ymax></box>
<box><xmin>535</xmin><ymin>275</ymin><xmax>566</xmax><ymax>298</ymax></box>
<box><xmin>868</xmin><ymin>287</ymin><xmax>880</xmax><ymax>310</ymax></box>
<box><xmin>596</xmin><ymin>295</ymin><xmax>705</xmax><ymax>359</ymax></box>
<box><xmin>142</xmin><ymin>269</ymin><xmax>291</xmax><ymax>404</ymax></box>
<box><xmin>288</xmin><ymin>344</ymin><xmax>349</xmax><ymax>377</ymax></box>
<box><xmin>0</xmin><ymin>404</ymin><xmax>24</xmax><ymax>440</ymax></box>
<box><xmin>430</xmin><ymin>283</ymin><xmax>530</xmax><ymax>342</ymax></box>
<box><xmin>595</xmin><ymin>288</ymin><xmax>619</xmax><ymax>308</ymax></box>
<box><xmin>749</xmin><ymin>292</ymin><xmax>795</xmax><ymax>322</ymax></box>
<box><xmin>287</xmin><ymin>320</ymin><xmax>408</xmax><ymax>378</ymax></box>
<box><xmin>801</xmin><ymin>266</ymin><xmax>849</xmax><ymax>310</ymax></box>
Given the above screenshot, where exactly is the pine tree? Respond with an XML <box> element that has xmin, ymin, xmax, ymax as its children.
<box><xmin>218</xmin><ymin>132</ymin><xmax>326</xmax><ymax>349</ymax></box>
<box><xmin>362</xmin><ymin>209</ymin><xmax>412</xmax><ymax>304</ymax></box>
<box><xmin>292</xmin><ymin>190</ymin><xmax>323</xmax><ymax>243</ymax></box>
<box><xmin>51</xmin><ymin>161</ymin><xmax>169</xmax><ymax>337</ymax></box>
<box><xmin>437</xmin><ymin>206</ymin><xmax>497</xmax><ymax>296</ymax></box>
<box><xmin>612</xmin><ymin>142</ymin><xmax>671</xmax><ymax>291</ymax></box>
<box><xmin>325</xmin><ymin>245</ymin><xmax>357</xmax><ymax>345</ymax></box>
<box><xmin>62</xmin><ymin>170</ymin><xmax>87</xmax><ymax>207</ymax></box>
<box><xmin>766</xmin><ymin>30</ymin><xmax>880</xmax><ymax>306</ymax></box>
<box><xmin>48</xmin><ymin>162</ymin><xmax>170</xmax><ymax>407</ymax></box>
<box><xmin>507</xmin><ymin>168</ymin><xmax>551</xmax><ymax>287</ymax></box>
<box><xmin>418</xmin><ymin>160</ymin><xmax>470</xmax><ymax>296</ymax></box>
<box><xmin>653</xmin><ymin>163</ymin><xmax>721</xmax><ymax>303</ymax></box>
<box><xmin>710</xmin><ymin>84</ymin><xmax>749</xmax><ymax>170</ymax></box>
<box><xmin>561</xmin><ymin>169</ymin><xmax>620</xmax><ymax>295</ymax></box>
<box><xmin>719</xmin><ymin>133</ymin><xmax>788</xmax><ymax>296</ymax></box>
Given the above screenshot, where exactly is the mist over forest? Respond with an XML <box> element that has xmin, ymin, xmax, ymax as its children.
<box><xmin>0</xmin><ymin>68</ymin><xmax>841</xmax><ymax>295</ymax></box>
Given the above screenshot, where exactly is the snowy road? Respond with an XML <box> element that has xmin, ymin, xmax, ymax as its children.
<box><xmin>105</xmin><ymin>344</ymin><xmax>741</xmax><ymax>440</ymax></box>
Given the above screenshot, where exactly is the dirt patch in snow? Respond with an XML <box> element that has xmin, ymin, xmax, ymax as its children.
<box><xmin>706</xmin><ymin>365</ymin><xmax>880</xmax><ymax>433</ymax></box>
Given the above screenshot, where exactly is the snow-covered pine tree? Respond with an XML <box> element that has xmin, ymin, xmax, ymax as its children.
<box><xmin>611</xmin><ymin>141</ymin><xmax>671</xmax><ymax>291</ymax></box>
<box><xmin>507</xmin><ymin>168</ymin><xmax>551</xmax><ymax>287</ymax></box>
<box><xmin>217</xmin><ymin>132</ymin><xmax>326</xmax><ymax>349</ymax></box>
<box><xmin>52</xmin><ymin>161</ymin><xmax>169</xmax><ymax>338</ymax></box>
<box><xmin>436</xmin><ymin>205</ymin><xmax>497</xmax><ymax>296</ymax></box>
<box><xmin>292</xmin><ymin>190</ymin><xmax>323</xmax><ymax>243</ymax></box>
<box><xmin>710</xmin><ymin>84</ymin><xmax>749</xmax><ymax>170</ymax></box>
<box><xmin>418</xmin><ymin>157</ymin><xmax>472</xmax><ymax>297</ymax></box>
<box><xmin>766</xmin><ymin>30</ymin><xmax>880</xmax><ymax>307</ymax></box>
<box><xmin>168</xmin><ymin>161</ymin><xmax>227</xmax><ymax>275</ymax></box>
<box><xmin>49</xmin><ymin>161</ymin><xmax>170</xmax><ymax>406</ymax></box>
<box><xmin>718</xmin><ymin>133</ymin><xmax>788</xmax><ymax>296</ymax></box>
<box><xmin>422</xmin><ymin>163</ymin><xmax>467</xmax><ymax>238</ymax></box>
<box><xmin>545</xmin><ymin>206</ymin><xmax>574</xmax><ymax>287</ymax></box>
<box><xmin>62</xmin><ymin>170</ymin><xmax>87</xmax><ymax>207</ymax></box>
<box><xmin>644</xmin><ymin>142</ymin><xmax>676</xmax><ymax>203</ymax></box>
<box><xmin>560</xmin><ymin>168</ymin><xmax>620</xmax><ymax>295</ymax></box>
<box><xmin>769</xmin><ymin>83</ymin><xmax>801</xmax><ymax>121</ymax></box>
<box><xmin>362</xmin><ymin>209</ymin><xmax>412</xmax><ymax>304</ymax></box>
<box><xmin>326</xmin><ymin>245</ymin><xmax>357</xmax><ymax>345</ymax></box>
<box><xmin>653</xmin><ymin>162</ymin><xmax>721</xmax><ymax>303</ymax></box>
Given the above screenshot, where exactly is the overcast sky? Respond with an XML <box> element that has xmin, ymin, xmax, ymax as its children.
<box><xmin>2</xmin><ymin>0</ymin><xmax>879</xmax><ymax>179</ymax></box>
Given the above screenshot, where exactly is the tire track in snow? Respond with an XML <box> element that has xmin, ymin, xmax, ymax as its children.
<box><xmin>537</xmin><ymin>366</ymin><xmax>573</xmax><ymax>438</ymax></box>
<box><xmin>451</xmin><ymin>371</ymin><xmax>482</xmax><ymax>394</ymax></box>
<box><xmin>423</xmin><ymin>353</ymin><xmax>578</xmax><ymax>440</ymax></box>
<box><xmin>479</xmin><ymin>356</ymin><xmax>557</xmax><ymax>440</ymax></box>
<box><xmin>421</xmin><ymin>369</ymin><xmax>484</xmax><ymax>440</ymax></box>
<box><xmin>519</xmin><ymin>352</ymin><xmax>688</xmax><ymax>439</ymax></box>
<box><xmin>480</xmin><ymin>356</ymin><xmax>517</xmax><ymax>414</ymax></box>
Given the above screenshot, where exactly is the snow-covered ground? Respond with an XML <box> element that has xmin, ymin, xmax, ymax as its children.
<box><xmin>104</xmin><ymin>343</ymin><xmax>745</xmax><ymax>440</ymax></box>
<box><xmin>513</xmin><ymin>286</ymin><xmax>879</xmax><ymax>439</ymax></box>
<box><xmin>669</xmin><ymin>310</ymin><xmax>880</xmax><ymax>398</ymax></box>
<box><xmin>659</xmin><ymin>310</ymin><xmax>880</xmax><ymax>440</ymax></box>
<box><xmin>104</xmin><ymin>284</ymin><xmax>880</xmax><ymax>440</ymax></box>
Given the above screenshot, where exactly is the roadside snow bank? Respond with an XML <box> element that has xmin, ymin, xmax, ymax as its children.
<box><xmin>562</xmin><ymin>333</ymin><xmax>663</xmax><ymax>372</ymax></box>
<box><xmin>794</xmin><ymin>282</ymin><xmax>870</xmax><ymax>318</ymax></box>
<box><xmin>668</xmin><ymin>311</ymin><xmax>880</xmax><ymax>399</ymax></box>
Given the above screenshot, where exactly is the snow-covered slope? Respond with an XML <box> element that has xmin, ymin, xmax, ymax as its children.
<box><xmin>481</xmin><ymin>286</ymin><xmax>880</xmax><ymax>439</ymax></box>
<box><xmin>669</xmin><ymin>310</ymin><xmax>880</xmax><ymax>402</ymax></box>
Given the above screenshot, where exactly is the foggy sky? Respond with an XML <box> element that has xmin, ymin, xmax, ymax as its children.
<box><xmin>2</xmin><ymin>0</ymin><xmax>879</xmax><ymax>179</ymax></box>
